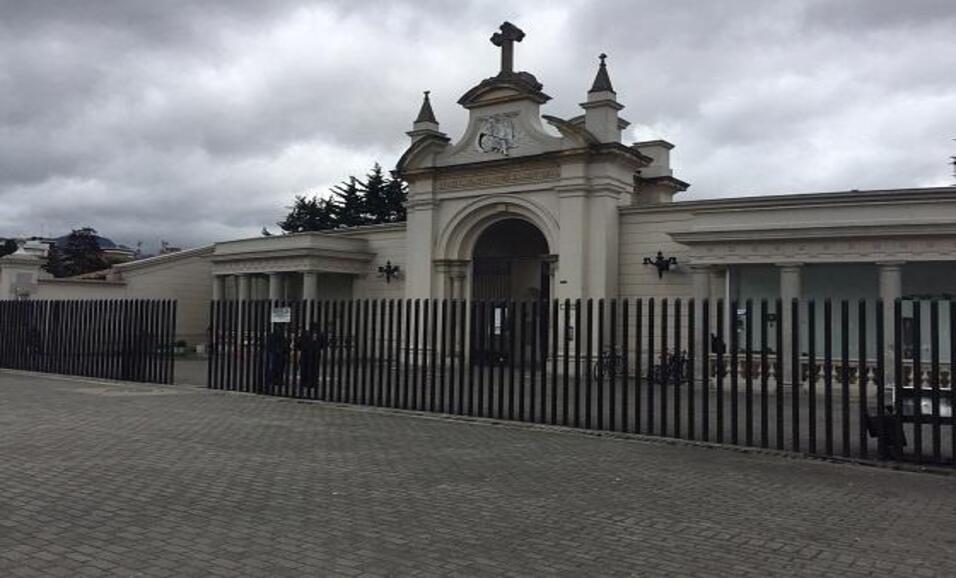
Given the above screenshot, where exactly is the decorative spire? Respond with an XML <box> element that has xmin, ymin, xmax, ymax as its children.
<box><xmin>415</xmin><ymin>90</ymin><xmax>437</xmax><ymax>124</ymax></box>
<box><xmin>589</xmin><ymin>53</ymin><xmax>614</xmax><ymax>93</ymax></box>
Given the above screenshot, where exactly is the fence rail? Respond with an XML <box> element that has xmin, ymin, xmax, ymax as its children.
<box><xmin>0</xmin><ymin>299</ymin><xmax>177</xmax><ymax>384</ymax></box>
<box><xmin>208</xmin><ymin>298</ymin><xmax>955</xmax><ymax>467</ymax></box>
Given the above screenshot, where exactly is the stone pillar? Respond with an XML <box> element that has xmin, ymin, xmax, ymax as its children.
<box><xmin>302</xmin><ymin>272</ymin><xmax>319</xmax><ymax>302</ymax></box>
<box><xmin>777</xmin><ymin>263</ymin><xmax>803</xmax><ymax>386</ymax></box>
<box><xmin>212</xmin><ymin>275</ymin><xmax>226</xmax><ymax>301</ymax></box>
<box><xmin>237</xmin><ymin>274</ymin><xmax>251</xmax><ymax>302</ymax></box>
<box><xmin>879</xmin><ymin>262</ymin><xmax>904</xmax><ymax>386</ymax></box>
<box><xmin>268</xmin><ymin>273</ymin><xmax>283</xmax><ymax>302</ymax></box>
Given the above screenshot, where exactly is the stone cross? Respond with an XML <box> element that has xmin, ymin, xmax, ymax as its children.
<box><xmin>490</xmin><ymin>22</ymin><xmax>525</xmax><ymax>74</ymax></box>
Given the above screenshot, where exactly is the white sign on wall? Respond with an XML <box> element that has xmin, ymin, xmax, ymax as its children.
<box><xmin>271</xmin><ymin>307</ymin><xmax>292</xmax><ymax>323</ymax></box>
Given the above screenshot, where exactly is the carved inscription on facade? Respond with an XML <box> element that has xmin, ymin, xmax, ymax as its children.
<box><xmin>435</xmin><ymin>163</ymin><xmax>560</xmax><ymax>192</ymax></box>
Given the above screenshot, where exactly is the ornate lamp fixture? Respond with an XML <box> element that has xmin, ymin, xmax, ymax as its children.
<box><xmin>378</xmin><ymin>261</ymin><xmax>401</xmax><ymax>283</ymax></box>
<box><xmin>643</xmin><ymin>251</ymin><xmax>678</xmax><ymax>279</ymax></box>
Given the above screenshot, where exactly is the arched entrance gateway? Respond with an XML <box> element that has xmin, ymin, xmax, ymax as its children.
<box><xmin>469</xmin><ymin>218</ymin><xmax>554</xmax><ymax>365</ymax></box>
<box><xmin>471</xmin><ymin>218</ymin><xmax>551</xmax><ymax>301</ymax></box>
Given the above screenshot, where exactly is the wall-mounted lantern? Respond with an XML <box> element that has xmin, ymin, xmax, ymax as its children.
<box><xmin>377</xmin><ymin>261</ymin><xmax>401</xmax><ymax>283</ymax></box>
<box><xmin>643</xmin><ymin>251</ymin><xmax>678</xmax><ymax>279</ymax></box>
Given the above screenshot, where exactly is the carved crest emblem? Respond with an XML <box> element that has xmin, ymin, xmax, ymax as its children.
<box><xmin>476</xmin><ymin>114</ymin><xmax>518</xmax><ymax>156</ymax></box>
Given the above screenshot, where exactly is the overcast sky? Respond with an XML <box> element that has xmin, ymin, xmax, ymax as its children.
<box><xmin>2</xmin><ymin>0</ymin><xmax>954</xmax><ymax>249</ymax></box>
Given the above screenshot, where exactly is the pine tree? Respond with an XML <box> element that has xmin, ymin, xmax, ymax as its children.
<box><xmin>331</xmin><ymin>177</ymin><xmax>368</xmax><ymax>228</ymax></box>
<box><xmin>277</xmin><ymin>195</ymin><xmax>338</xmax><ymax>233</ymax></box>
<box><xmin>362</xmin><ymin>163</ymin><xmax>391</xmax><ymax>224</ymax></box>
<box><xmin>0</xmin><ymin>238</ymin><xmax>17</xmax><ymax>258</ymax></box>
<box><xmin>43</xmin><ymin>227</ymin><xmax>109</xmax><ymax>277</ymax></box>
<box><xmin>383</xmin><ymin>175</ymin><xmax>407</xmax><ymax>223</ymax></box>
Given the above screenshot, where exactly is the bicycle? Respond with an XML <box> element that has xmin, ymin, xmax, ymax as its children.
<box><xmin>593</xmin><ymin>348</ymin><xmax>626</xmax><ymax>379</ymax></box>
<box><xmin>652</xmin><ymin>351</ymin><xmax>688</xmax><ymax>386</ymax></box>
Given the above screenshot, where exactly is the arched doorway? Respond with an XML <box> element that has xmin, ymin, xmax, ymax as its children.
<box><xmin>471</xmin><ymin>218</ymin><xmax>552</xmax><ymax>301</ymax></box>
<box><xmin>470</xmin><ymin>218</ymin><xmax>552</xmax><ymax>365</ymax></box>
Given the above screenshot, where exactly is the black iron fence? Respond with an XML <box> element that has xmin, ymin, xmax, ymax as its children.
<box><xmin>208</xmin><ymin>298</ymin><xmax>955</xmax><ymax>467</ymax></box>
<box><xmin>0</xmin><ymin>299</ymin><xmax>177</xmax><ymax>384</ymax></box>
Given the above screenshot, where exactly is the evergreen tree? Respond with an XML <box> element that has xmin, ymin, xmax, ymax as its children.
<box><xmin>277</xmin><ymin>195</ymin><xmax>338</xmax><ymax>233</ymax></box>
<box><xmin>331</xmin><ymin>177</ymin><xmax>368</xmax><ymax>228</ymax></box>
<box><xmin>275</xmin><ymin>162</ymin><xmax>409</xmax><ymax>233</ymax></box>
<box><xmin>362</xmin><ymin>163</ymin><xmax>391</xmax><ymax>224</ymax></box>
<box><xmin>43</xmin><ymin>227</ymin><xmax>109</xmax><ymax>278</ymax></box>
<box><xmin>383</xmin><ymin>175</ymin><xmax>407</xmax><ymax>223</ymax></box>
<box><xmin>0</xmin><ymin>238</ymin><xmax>18</xmax><ymax>258</ymax></box>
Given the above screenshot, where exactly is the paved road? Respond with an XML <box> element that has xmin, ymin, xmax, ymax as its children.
<box><xmin>1</xmin><ymin>371</ymin><xmax>955</xmax><ymax>577</ymax></box>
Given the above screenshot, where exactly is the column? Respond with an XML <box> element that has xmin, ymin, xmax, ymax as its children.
<box><xmin>237</xmin><ymin>274</ymin><xmax>251</xmax><ymax>302</ymax></box>
<box><xmin>212</xmin><ymin>275</ymin><xmax>225</xmax><ymax>301</ymax></box>
<box><xmin>777</xmin><ymin>263</ymin><xmax>803</xmax><ymax>386</ymax></box>
<box><xmin>879</xmin><ymin>262</ymin><xmax>904</xmax><ymax>386</ymax></box>
<box><xmin>268</xmin><ymin>273</ymin><xmax>283</xmax><ymax>302</ymax></box>
<box><xmin>302</xmin><ymin>272</ymin><xmax>319</xmax><ymax>302</ymax></box>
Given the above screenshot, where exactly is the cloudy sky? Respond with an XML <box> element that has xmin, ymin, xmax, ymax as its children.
<box><xmin>2</xmin><ymin>0</ymin><xmax>954</xmax><ymax>249</ymax></box>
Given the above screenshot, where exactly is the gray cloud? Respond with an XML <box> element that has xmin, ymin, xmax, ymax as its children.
<box><xmin>1</xmin><ymin>0</ymin><xmax>954</xmax><ymax>248</ymax></box>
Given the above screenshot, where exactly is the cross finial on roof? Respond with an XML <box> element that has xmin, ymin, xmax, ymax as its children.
<box><xmin>490</xmin><ymin>21</ymin><xmax>525</xmax><ymax>74</ymax></box>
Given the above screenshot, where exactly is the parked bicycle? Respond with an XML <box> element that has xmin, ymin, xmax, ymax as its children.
<box><xmin>652</xmin><ymin>350</ymin><xmax>688</xmax><ymax>386</ymax></box>
<box><xmin>593</xmin><ymin>347</ymin><xmax>626</xmax><ymax>379</ymax></box>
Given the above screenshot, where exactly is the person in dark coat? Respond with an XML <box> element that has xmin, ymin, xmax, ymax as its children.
<box><xmin>266</xmin><ymin>328</ymin><xmax>289</xmax><ymax>387</ymax></box>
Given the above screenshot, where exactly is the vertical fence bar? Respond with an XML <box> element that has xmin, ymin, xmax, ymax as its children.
<box><xmin>518</xmin><ymin>301</ymin><xmax>527</xmax><ymax>421</ymax></box>
<box><xmin>660</xmin><ymin>299</ymin><xmax>668</xmax><ymax>437</ymax></box>
<box><xmin>808</xmin><ymin>300</ymin><xmax>818</xmax><ymax>454</ymax></box>
<box><xmin>701</xmin><ymin>300</ymin><xmax>709</xmax><ymax>442</ymax></box>
<box><xmin>585</xmin><ymin>299</ymin><xmax>594</xmax><ymax>429</ymax></box>
<box><xmin>476</xmin><ymin>300</ymin><xmax>485</xmax><ymax>417</ymax></box>
<box><xmin>563</xmin><ymin>299</ymin><xmax>571</xmax><ymax>426</ymax></box>
<box><xmin>529</xmin><ymin>300</ymin><xmax>539</xmax><ymax>422</ymax></box>
<box><xmin>439</xmin><ymin>299</ymin><xmax>448</xmax><ymax>414</ymax></box>
<box><xmin>716</xmin><ymin>299</ymin><xmax>724</xmax><ymax>443</ymax></box>
<box><xmin>912</xmin><ymin>300</ymin><xmax>923</xmax><ymax>463</ymax></box>
<box><xmin>875</xmin><ymin>301</ymin><xmax>886</xmax><ymax>459</ymax></box>
<box><xmin>645</xmin><ymin>299</ymin><xmax>655</xmax><ymax>436</ymax></box>
<box><xmin>930</xmin><ymin>300</ymin><xmax>941</xmax><ymax>463</ymax></box>
<box><xmin>458</xmin><ymin>299</ymin><xmax>467</xmax><ymax>416</ymax></box>
<box><xmin>597</xmin><ymin>299</ymin><xmax>605</xmax><ymax>430</ymax></box>
<box><xmin>402</xmin><ymin>300</ymin><xmax>411</xmax><ymax>409</ymax></box>
<box><xmin>730</xmin><ymin>300</ymin><xmax>739</xmax><ymax>445</ymax></box>
<box><xmin>759</xmin><ymin>300</ymin><xmax>769</xmax><ymax>448</ymax></box>
<box><xmin>686</xmin><ymin>299</ymin><xmax>696</xmax><ymax>441</ymax></box>
<box><xmin>745</xmin><ymin>299</ymin><xmax>754</xmax><ymax>447</ymax></box>
<box><xmin>551</xmin><ymin>299</ymin><xmax>559</xmax><ymax>425</ymax></box>
<box><xmin>507</xmin><ymin>300</ymin><xmax>517</xmax><ymax>420</ymax></box>
<box><xmin>893</xmin><ymin>299</ymin><xmax>904</xmax><ymax>461</ymax></box>
<box><xmin>791</xmin><ymin>299</ymin><xmax>800</xmax><ymax>453</ymax></box>
<box><xmin>540</xmin><ymin>299</ymin><xmax>549</xmax><ymax>425</ymax></box>
<box><xmin>857</xmin><ymin>300</ymin><xmax>868</xmax><ymax>459</ymax></box>
<box><xmin>674</xmin><ymin>299</ymin><xmax>682</xmax><ymax>439</ymax></box>
<box><xmin>824</xmin><ymin>300</ymin><xmax>834</xmax><ymax>456</ymax></box>
<box><xmin>841</xmin><ymin>301</ymin><xmax>851</xmax><ymax>458</ymax></box>
<box><xmin>950</xmin><ymin>300</ymin><xmax>956</xmax><ymax>465</ymax></box>
<box><xmin>622</xmin><ymin>299</ymin><xmax>632</xmax><ymax>434</ymax></box>
<box><xmin>574</xmin><ymin>299</ymin><xmax>582</xmax><ymax>428</ymax></box>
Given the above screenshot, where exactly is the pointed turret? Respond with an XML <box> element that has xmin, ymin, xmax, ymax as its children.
<box><xmin>407</xmin><ymin>90</ymin><xmax>445</xmax><ymax>144</ymax></box>
<box><xmin>589</xmin><ymin>53</ymin><xmax>614</xmax><ymax>93</ymax></box>
<box><xmin>580</xmin><ymin>53</ymin><xmax>627</xmax><ymax>143</ymax></box>
<box><xmin>415</xmin><ymin>90</ymin><xmax>437</xmax><ymax>124</ymax></box>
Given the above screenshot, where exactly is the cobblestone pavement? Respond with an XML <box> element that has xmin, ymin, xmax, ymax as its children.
<box><xmin>1</xmin><ymin>371</ymin><xmax>955</xmax><ymax>577</ymax></box>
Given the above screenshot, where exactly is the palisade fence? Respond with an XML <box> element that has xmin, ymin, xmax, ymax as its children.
<box><xmin>208</xmin><ymin>298</ymin><xmax>955</xmax><ymax>467</ymax></box>
<box><xmin>0</xmin><ymin>300</ymin><xmax>177</xmax><ymax>384</ymax></box>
